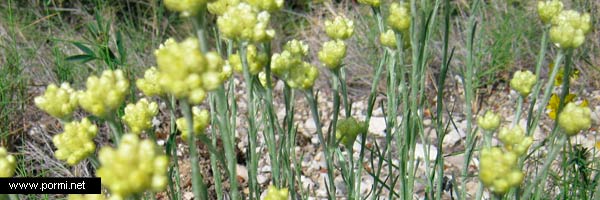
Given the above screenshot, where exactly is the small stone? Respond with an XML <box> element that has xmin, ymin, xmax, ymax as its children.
<box><xmin>414</xmin><ymin>143</ymin><xmax>438</xmax><ymax>161</ymax></box>
<box><xmin>301</xmin><ymin>175</ymin><xmax>315</xmax><ymax>190</ymax></box>
<box><xmin>237</xmin><ymin>164</ymin><xmax>248</xmax><ymax>183</ymax></box>
<box><xmin>369</xmin><ymin>117</ymin><xmax>386</xmax><ymax>137</ymax></box>
<box><xmin>257</xmin><ymin>174</ymin><xmax>268</xmax><ymax>184</ymax></box>
<box><xmin>183</xmin><ymin>192</ymin><xmax>194</xmax><ymax>200</ymax></box>
<box><xmin>304</xmin><ymin>118</ymin><xmax>317</xmax><ymax>137</ymax></box>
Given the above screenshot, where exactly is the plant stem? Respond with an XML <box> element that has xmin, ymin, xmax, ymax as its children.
<box><xmin>527</xmin><ymin>51</ymin><xmax>564</xmax><ymax>136</ymax></box>
<box><xmin>522</xmin><ymin>134</ymin><xmax>567</xmax><ymax>199</ymax></box>
<box><xmin>239</xmin><ymin>42</ymin><xmax>260</xmax><ymax>199</ymax></box>
<box><xmin>181</xmin><ymin>100</ymin><xmax>208</xmax><ymax>200</ymax></box>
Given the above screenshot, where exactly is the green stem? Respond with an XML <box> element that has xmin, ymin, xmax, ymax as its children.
<box><xmin>215</xmin><ymin>85</ymin><xmax>239</xmax><ymax>199</ymax></box>
<box><xmin>165</xmin><ymin>96</ymin><xmax>181</xmax><ymax>200</ymax></box>
<box><xmin>527</xmin><ymin>51</ymin><xmax>564</xmax><ymax>136</ymax></box>
<box><xmin>106</xmin><ymin>117</ymin><xmax>122</xmax><ymax>145</ymax></box>
<box><xmin>526</xmin><ymin>29</ymin><xmax>549</xmax><ymax>131</ymax></box>
<box><xmin>239</xmin><ymin>42</ymin><xmax>260</xmax><ymax>198</ymax></box>
<box><xmin>181</xmin><ymin>101</ymin><xmax>208</xmax><ymax>200</ymax></box>
<box><xmin>522</xmin><ymin>134</ymin><xmax>567</xmax><ymax>199</ymax></box>
<box><xmin>513</xmin><ymin>96</ymin><xmax>524</xmax><ymax>127</ymax></box>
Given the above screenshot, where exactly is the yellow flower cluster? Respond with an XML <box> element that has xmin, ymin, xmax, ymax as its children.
<box><xmin>558</xmin><ymin>102</ymin><xmax>591</xmax><ymax>136</ymax></box>
<box><xmin>479</xmin><ymin>147</ymin><xmax>524</xmax><ymax>195</ymax></box>
<box><xmin>264</xmin><ymin>186</ymin><xmax>289</xmax><ymax>200</ymax></box>
<box><xmin>96</xmin><ymin>134</ymin><xmax>168</xmax><ymax>199</ymax></box>
<box><xmin>136</xmin><ymin>67</ymin><xmax>163</xmax><ymax>97</ymax></box>
<box><xmin>537</xmin><ymin>0</ymin><xmax>563</xmax><ymax>24</ymax></box>
<box><xmin>78</xmin><ymin>70</ymin><xmax>129</xmax><ymax>117</ymax></box>
<box><xmin>34</xmin><ymin>83</ymin><xmax>78</xmax><ymax>119</ymax></box>
<box><xmin>246</xmin><ymin>0</ymin><xmax>283</xmax><ymax>12</ymax></box>
<box><xmin>164</xmin><ymin>0</ymin><xmax>207</xmax><ymax>17</ymax></box>
<box><xmin>387</xmin><ymin>3</ymin><xmax>411</xmax><ymax>32</ymax></box>
<box><xmin>0</xmin><ymin>147</ymin><xmax>16</xmax><ymax>177</ymax></box>
<box><xmin>208</xmin><ymin>0</ymin><xmax>240</xmax><ymax>15</ymax></box>
<box><xmin>547</xmin><ymin>6</ymin><xmax>591</xmax><ymax>48</ymax></box>
<box><xmin>122</xmin><ymin>98</ymin><xmax>159</xmax><ymax>134</ymax></box>
<box><xmin>155</xmin><ymin>38</ymin><xmax>227</xmax><ymax>104</ymax></box>
<box><xmin>176</xmin><ymin>107</ymin><xmax>210</xmax><ymax>141</ymax></box>
<box><xmin>510</xmin><ymin>70</ymin><xmax>537</xmax><ymax>97</ymax></box>
<box><xmin>548</xmin><ymin>62</ymin><xmax>580</xmax><ymax>86</ymax></box>
<box><xmin>498</xmin><ymin>126</ymin><xmax>533</xmax><ymax>156</ymax></box>
<box><xmin>357</xmin><ymin>0</ymin><xmax>380</xmax><ymax>7</ymax></box>
<box><xmin>271</xmin><ymin>40</ymin><xmax>319</xmax><ymax>90</ymax></box>
<box><xmin>380</xmin><ymin>29</ymin><xmax>397</xmax><ymax>49</ymax></box>
<box><xmin>67</xmin><ymin>194</ymin><xmax>106</xmax><ymax>200</ymax></box>
<box><xmin>477</xmin><ymin>111</ymin><xmax>501</xmax><ymax>132</ymax></box>
<box><xmin>228</xmin><ymin>44</ymin><xmax>268</xmax><ymax>75</ymax></box>
<box><xmin>546</xmin><ymin>93</ymin><xmax>586</xmax><ymax>120</ymax></box>
<box><xmin>318</xmin><ymin>40</ymin><xmax>347</xmax><ymax>70</ymax></box>
<box><xmin>53</xmin><ymin>118</ymin><xmax>98</xmax><ymax>166</ymax></box>
<box><xmin>217</xmin><ymin>3</ymin><xmax>275</xmax><ymax>42</ymax></box>
<box><xmin>335</xmin><ymin>117</ymin><xmax>367</xmax><ymax>147</ymax></box>
<box><xmin>324</xmin><ymin>16</ymin><xmax>354</xmax><ymax>40</ymax></box>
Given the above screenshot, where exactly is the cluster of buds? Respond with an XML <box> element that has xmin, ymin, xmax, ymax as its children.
<box><xmin>78</xmin><ymin>69</ymin><xmax>129</xmax><ymax>117</ymax></box>
<box><xmin>479</xmin><ymin>147</ymin><xmax>524</xmax><ymax>194</ymax></box>
<box><xmin>246</xmin><ymin>0</ymin><xmax>283</xmax><ymax>12</ymax></box>
<box><xmin>510</xmin><ymin>70</ymin><xmax>537</xmax><ymax>97</ymax></box>
<box><xmin>538</xmin><ymin>0</ymin><xmax>592</xmax><ymax>49</ymax></box>
<box><xmin>122</xmin><ymin>98</ymin><xmax>159</xmax><ymax>134</ymax></box>
<box><xmin>319</xmin><ymin>16</ymin><xmax>353</xmax><ymax>70</ymax></box>
<box><xmin>53</xmin><ymin>118</ymin><xmax>98</xmax><ymax>166</ymax></box>
<box><xmin>155</xmin><ymin>38</ymin><xmax>228</xmax><ymax>104</ymax></box>
<box><xmin>498</xmin><ymin>126</ymin><xmax>533</xmax><ymax>156</ymax></box>
<box><xmin>271</xmin><ymin>40</ymin><xmax>319</xmax><ymax>90</ymax></box>
<box><xmin>558</xmin><ymin>102</ymin><xmax>591</xmax><ymax>136</ymax></box>
<box><xmin>387</xmin><ymin>3</ymin><xmax>411</xmax><ymax>32</ymax></box>
<box><xmin>217</xmin><ymin>3</ymin><xmax>275</xmax><ymax>42</ymax></box>
<box><xmin>264</xmin><ymin>186</ymin><xmax>289</xmax><ymax>200</ymax></box>
<box><xmin>164</xmin><ymin>0</ymin><xmax>207</xmax><ymax>17</ymax></box>
<box><xmin>208</xmin><ymin>0</ymin><xmax>240</xmax><ymax>15</ymax></box>
<box><xmin>357</xmin><ymin>0</ymin><xmax>380</xmax><ymax>7</ymax></box>
<box><xmin>34</xmin><ymin>83</ymin><xmax>78</xmax><ymax>120</ymax></box>
<box><xmin>335</xmin><ymin>117</ymin><xmax>367</xmax><ymax>147</ymax></box>
<box><xmin>136</xmin><ymin>67</ymin><xmax>163</xmax><ymax>97</ymax></box>
<box><xmin>228</xmin><ymin>44</ymin><xmax>268</xmax><ymax>75</ymax></box>
<box><xmin>0</xmin><ymin>147</ymin><xmax>16</xmax><ymax>177</ymax></box>
<box><xmin>477</xmin><ymin>111</ymin><xmax>501</xmax><ymax>132</ymax></box>
<box><xmin>96</xmin><ymin>134</ymin><xmax>168</xmax><ymax>199</ymax></box>
<box><xmin>176</xmin><ymin>107</ymin><xmax>211</xmax><ymax>141</ymax></box>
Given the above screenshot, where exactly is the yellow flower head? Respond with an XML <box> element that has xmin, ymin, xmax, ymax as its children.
<box><xmin>68</xmin><ymin>194</ymin><xmax>106</xmax><ymax>200</ymax></box>
<box><xmin>537</xmin><ymin>0</ymin><xmax>563</xmax><ymax>24</ymax></box>
<box><xmin>325</xmin><ymin>16</ymin><xmax>354</xmax><ymax>40</ymax></box>
<box><xmin>136</xmin><ymin>67</ymin><xmax>163</xmax><ymax>97</ymax></box>
<box><xmin>176</xmin><ymin>107</ymin><xmax>210</xmax><ymax>141</ymax></box>
<box><xmin>122</xmin><ymin>99</ymin><xmax>158</xmax><ymax>134</ymax></box>
<box><xmin>548</xmin><ymin>62</ymin><xmax>580</xmax><ymax>86</ymax></box>
<box><xmin>264</xmin><ymin>185</ymin><xmax>289</xmax><ymax>200</ymax></box>
<box><xmin>510</xmin><ymin>70</ymin><xmax>537</xmax><ymax>97</ymax></box>
<box><xmin>259</xmin><ymin>71</ymin><xmax>275</xmax><ymax>88</ymax></box>
<box><xmin>217</xmin><ymin>3</ymin><xmax>275</xmax><ymax>42</ymax></box>
<box><xmin>479</xmin><ymin>147</ymin><xmax>524</xmax><ymax>194</ymax></box>
<box><xmin>357</xmin><ymin>0</ymin><xmax>380</xmax><ymax>7</ymax></box>
<box><xmin>97</xmin><ymin>134</ymin><xmax>169</xmax><ymax>199</ymax></box>
<box><xmin>283</xmin><ymin>39</ymin><xmax>309</xmax><ymax>57</ymax></box>
<box><xmin>164</xmin><ymin>0</ymin><xmax>207</xmax><ymax>17</ymax></box>
<box><xmin>35</xmin><ymin>83</ymin><xmax>78</xmax><ymax>119</ymax></box>
<box><xmin>229</xmin><ymin>45</ymin><xmax>268</xmax><ymax>75</ymax></box>
<box><xmin>155</xmin><ymin>38</ymin><xmax>225</xmax><ymax>104</ymax></box>
<box><xmin>208</xmin><ymin>0</ymin><xmax>240</xmax><ymax>16</ymax></box>
<box><xmin>53</xmin><ymin>118</ymin><xmax>97</xmax><ymax>166</ymax></box>
<box><xmin>387</xmin><ymin>3</ymin><xmax>411</xmax><ymax>32</ymax></box>
<box><xmin>549</xmin><ymin>10</ymin><xmax>591</xmax><ymax>49</ymax></box>
<box><xmin>318</xmin><ymin>40</ymin><xmax>347</xmax><ymax>70</ymax></box>
<box><xmin>498</xmin><ymin>126</ymin><xmax>533</xmax><ymax>156</ymax></box>
<box><xmin>379</xmin><ymin>29</ymin><xmax>397</xmax><ymax>49</ymax></box>
<box><xmin>477</xmin><ymin>111</ymin><xmax>501</xmax><ymax>132</ymax></box>
<box><xmin>335</xmin><ymin>117</ymin><xmax>367</xmax><ymax>147</ymax></box>
<box><xmin>0</xmin><ymin>147</ymin><xmax>16</xmax><ymax>177</ymax></box>
<box><xmin>246</xmin><ymin>0</ymin><xmax>284</xmax><ymax>12</ymax></box>
<box><xmin>78</xmin><ymin>69</ymin><xmax>129</xmax><ymax>117</ymax></box>
<box><xmin>546</xmin><ymin>93</ymin><xmax>578</xmax><ymax>120</ymax></box>
<box><xmin>286</xmin><ymin>62</ymin><xmax>319</xmax><ymax>90</ymax></box>
<box><xmin>558</xmin><ymin>102</ymin><xmax>591</xmax><ymax>136</ymax></box>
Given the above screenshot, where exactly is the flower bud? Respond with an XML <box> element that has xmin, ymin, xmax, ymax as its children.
<box><xmin>479</xmin><ymin>147</ymin><xmax>524</xmax><ymax>194</ymax></box>
<box><xmin>477</xmin><ymin>111</ymin><xmax>501</xmax><ymax>131</ymax></box>
<box><xmin>208</xmin><ymin>0</ymin><xmax>240</xmax><ymax>16</ymax></box>
<box><xmin>229</xmin><ymin>45</ymin><xmax>268</xmax><ymax>75</ymax></box>
<box><xmin>549</xmin><ymin>10</ymin><xmax>591</xmax><ymax>49</ymax></box>
<box><xmin>53</xmin><ymin>118</ymin><xmax>98</xmax><ymax>165</ymax></box>
<box><xmin>357</xmin><ymin>0</ymin><xmax>380</xmax><ymax>7</ymax></box>
<box><xmin>283</xmin><ymin>39</ymin><xmax>309</xmax><ymax>57</ymax></box>
<box><xmin>164</xmin><ymin>0</ymin><xmax>207</xmax><ymax>17</ymax></box>
<box><xmin>318</xmin><ymin>40</ymin><xmax>347</xmax><ymax>70</ymax></box>
<box><xmin>176</xmin><ymin>107</ymin><xmax>210</xmax><ymax>141</ymax></box>
<box><xmin>537</xmin><ymin>0</ymin><xmax>563</xmax><ymax>24</ymax></box>
<box><xmin>379</xmin><ymin>29</ymin><xmax>397</xmax><ymax>49</ymax></box>
<box><xmin>136</xmin><ymin>67</ymin><xmax>163</xmax><ymax>97</ymax></box>
<box><xmin>510</xmin><ymin>70</ymin><xmax>537</xmax><ymax>97</ymax></box>
<box><xmin>35</xmin><ymin>83</ymin><xmax>78</xmax><ymax>119</ymax></box>
<box><xmin>246</xmin><ymin>0</ymin><xmax>283</xmax><ymax>12</ymax></box>
<box><xmin>0</xmin><ymin>147</ymin><xmax>16</xmax><ymax>177</ymax></box>
<box><xmin>387</xmin><ymin>3</ymin><xmax>410</xmax><ymax>32</ymax></box>
<box><xmin>498</xmin><ymin>126</ymin><xmax>533</xmax><ymax>155</ymax></box>
<box><xmin>97</xmin><ymin>134</ymin><xmax>169</xmax><ymax>199</ymax></box>
<box><xmin>335</xmin><ymin>117</ymin><xmax>367</xmax><ymax>147</ymax></box>
<box><xmin>325</xmin><ymin>16</ymin><xmax>354</xmax><ymax>40</ymax></box>
<box><xmin>558</xmin><ymin>102</ymin><xmax>591</xmax><ymax>136</ymax></box>
<box><xmin>217</xmin><ymin>3</ymin><xmax>275</xmax><ymax>42</ymax></box>
<box><xmin>122</xmin><ymin>99</ymin><xmax>159</xmax><ymax>134</ymax></box>
<box><xmin>264</xmin><ymin>185</ymin><xmax>289</xmax><ymax>200</ymax></box>
<box><xmin>286</xmin><ymin>62</ymin><xmax>319</xmax><ymax>90</ymax></box>
<box><xmin>78</xmin><ymin>70</ymin><xmax>129</xmax><ymax>117</ymax></box>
